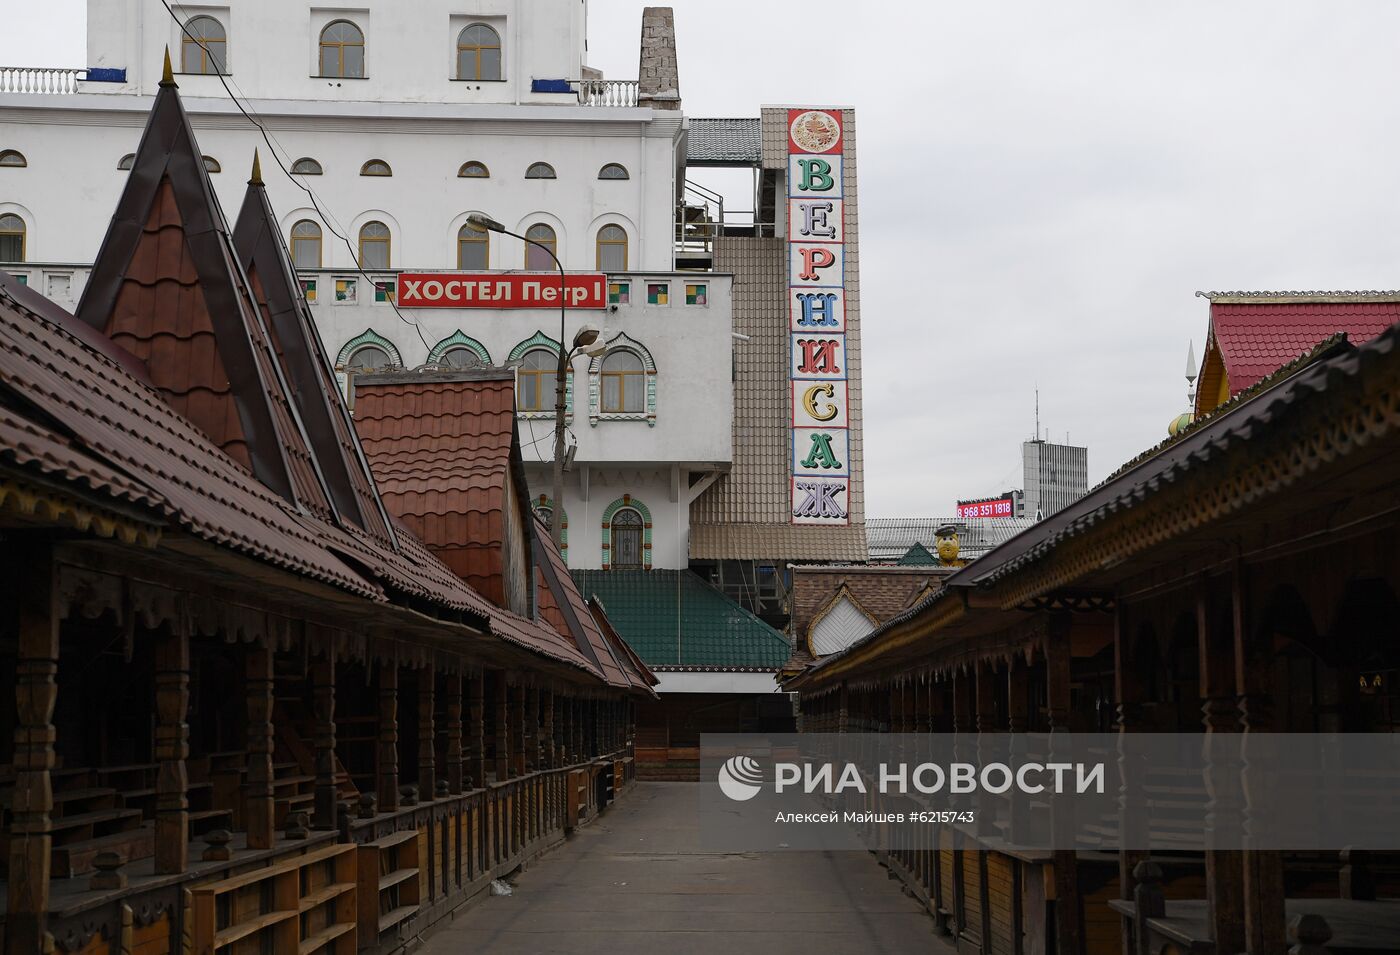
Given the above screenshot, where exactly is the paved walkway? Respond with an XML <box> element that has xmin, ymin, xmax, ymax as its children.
<box><xmin>421</xmin><ymin>782</ymin><xmax>948</xmax><ymax>954</ymax></box>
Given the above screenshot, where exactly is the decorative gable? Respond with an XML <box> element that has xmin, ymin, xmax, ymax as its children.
<box><xmin>808</xmin><ymin>589</ymin><xmax>877</xmax><ymax>657</ymax></box>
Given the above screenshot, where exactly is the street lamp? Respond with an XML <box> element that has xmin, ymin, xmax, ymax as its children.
<box><xmin>467</xmin><ymin>213</ymin><xmax>606</xmax><ymax>549</ymax></box>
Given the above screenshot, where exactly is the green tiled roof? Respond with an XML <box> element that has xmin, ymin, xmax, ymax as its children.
<box><xmin>571</xmin><ymin>569</ymin><xmax>792</xmax><ymax>670</ymax></box>
<box><xmin>897</xmin><ymin>542</ymin><xmax>938</xmax><ymax>566</ymax></box>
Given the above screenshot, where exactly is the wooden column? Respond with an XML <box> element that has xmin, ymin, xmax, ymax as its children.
<box><xmin>974</xmin><ymin>660</ymin><xmax>998</xmax><ymax>837</ymax></box>
<box><xmin>1199</xmin><ymin>589</ymin><xmax>1246</xmax><ymax>955</ymax></box>
<box><xmin>154</xmin><ymin>620</ymin><xmax>190</xmax><ymax>873</ymax></box>
<box><xmin>543</xmin><ymin>691</ymin><xmax>557</xmax><ymax>769</ymax></box>
<box><xmin>1006</xmin><ymin>655</ymin><xmax>1031</xmax><ymax>845</ymax></box>
<box><xmin>1232</xmin><ymin>568</ymin><xmax>1285</xmax><ymax>955</ymax></box>
<box><xmin>445</xmin><ymin>672</ymin><xmax>464</xmax><ymax>795</ymax></box>
<box><xmin>1047</xmin><ymin>621</ymin><xmax>1085</xmax><ymax>955</ymax></box>
<box><xmin>510</xmin><ymin>685</ymin><xmax>527</xmax><ymax>776</ymax></box>
<box><xmin>493</xmin><ymin>675</ymin><xmax>510</xmax><ymax>781</ymax></box>
<box><xmin>467</xmin><ymin>671</ymin><xmax>486</xmax><ymax>788</ymax></box>
<box><xmin>245</xmin><ymin>645</ymin><xmax>276</xmax><ymax>849</ymax></box>
<box><xmin>524</xmin><ymin>686</ymin><xmax>540</xmax><ymax>773</ymax></box>
<box><xmin>418</xmin><ymin>669</ymin><xmax>436</xmax><ymax>798</ymax></box>
<box><xmin>1113</xmin><ymin>603</ymin><xmax>1152</xmax><ymax>955</ymax></box>
<box><xmin>6</xmin><ymin>548</ymin><xmax>58</xmax><ymax>955</ymax></box>
<box><xmin>311</xmin><ymin>654</ymin><xmax>337</xmax><ymax>829</ymax></box>
<box><xmin>377</xmin><ymin>662</ymin><xmax>400</xmax><ymax>813</ymax></box>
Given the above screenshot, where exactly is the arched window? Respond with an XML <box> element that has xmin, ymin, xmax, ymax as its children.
<box><xmin>457</xmin><ymin>221</ymin><xmax>489</xmax><ymax>269</ymax></box>
<box><xmin>117</xmin><ymin>153</ymin><xmax>135</xmax><ymax>171</ymax></box>
<box><xmin>524</xmin><ymin>223</ymin><xmax>556</xmax><ymax>271</ymax></box>
<box><xmin>516</xmin><ymin>348</ymin><xmax>558</xmax><ymax>412</ymax></box>
<box><xmin>202</xmin><ymin>156</ymin><xmax>221</xmax><ymax>173</ymax></box>
<box><xmin>0</xmin><ymin>214</ymin><xmax>25</xmax><ymax>262</ymax></box>
<box><xmin>596</xmin><ymin>224</ymin><xmax>627</xmax><ymax>271</ymax></box>
<box><xmin>440</xmin><ymin>346</ymin><xmax>482</xmax><ymax>369</ymax></box>
<box><xmin>291</xmin><ymin>157</ymin><xmax>323</xmax><ymax>175</ymax></box>
<box><xmin>359</xmin><ymin>159</ymin><xmax>391</xmax><ymax>177</ymax></box>
<box><xmin>535</xmin><ymin>505</ymin><xmax>553</xmax><ymax>529</ymax></box>
<box><xmin>601</xmin><ymin>351</ymin><xmax>644</xmax><ymax>413</ymax></box>
<box><xmin>457</xmin><ymin>161</ymin><xmax>489</xmax><ymax>178</ymax></box>
<box><xmin>346</xmin><ymin>345</ymin><xmax>392</xmax><ymax>373</ymax></box>
<box><xmin>358</xmin><ymin>221</ymin><xmax>390</xmax><ymax>269</ymax></box>
<box><xmin>598</xmin><ymin>163</ymin><xmax>629</xmax><ymax>180</ymax></box>
<box><xmin>524</xmin><ymin>162</ymin><xmax>556</xmax><ymax>180</ymax></box>
<box><xmin>319</xmin><ymin>20</ymin><xmax>365</xmax><ymax>78</ymax></box>
<box><xmin>609</xmin><ymin>508</ymin><xmax>644</xmax><ymax>570</ymax></box>
<box><xmin>0</xmin><ymin>150</ymin><xmax>27</xmax><ymax>168</ymax></box>
<box><xmin>290</xmin><ymin>220</ymin><xmax>323</xmax><ymax>268</ymax></box>
<box><xmin>181</xmin><ymin>16</ymin><xmax>226</xmax><ymax>74</ymax></box>
<box><xmin>457</xmin><ymin>23</ymin><xmax>501</xmax><ymax>81</ymax></box>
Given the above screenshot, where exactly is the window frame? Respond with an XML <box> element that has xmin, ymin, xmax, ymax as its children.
<box><xmin>180</xmin><ymin>15</ymin><xmax>227</xmax><ymax>75</ymax></box>
<box><xmin>346</xmin><ymin>344</ymin><xmax>391</xmax><ymax>373</ymax></box>
<box><xmin>608</xmin><ymin>507</ymin><xmax>645</xmax><ymax>571</ymax></box>
<box><xmin>457</xmin><ymin>161</ymin><xmax>490</xmax><ymax>178</ymax></box>
<box><xmin>291</xmin><ymin>157</ymin><xmax>323</xmax><ymax>175</ymax></box>
<box><xmin>318</xmin><ymin>19</ymin><xmax>365</xmax><ymax>79</ymax></box>
<box><xmin>0</xmin><ymin>213</ymin><xmax>25</xmax><ymax>263</ymax></box>
<box><xmin>359</xmin><ymin>159</ymin><xmax>392</xmax><ymax>177</ymax></box>
<box><xmin>457</xmin><ymin>221</ymin><xmax>490</xmax><ymax>270</ymax></box>
<box><xmin>598</xmin><ymin>163</ymin><xmax>629</xmax><ymax>180</ymax></box>
<box><xmin>524</xmin><ymin>223</ymin><xmax>557</xmax><ymax>271</ymax></box>
<box><xmin>0</xmin><ymin>150</ymin><xmax>27</xmax><ymax>168</ymax></box>
<box><xmin>357</xmin><ymin>221</ymin><xmax>391</xmax><ymax>270</ymax></box>
<box><xmin>516</xmin><ymin>347</ymin><xmax>559</xmax><ymax>413</ymax></box>
<box><xmin>439</xmin><ymin>345</ymin><xmax>483</xmax><ymax>370</ymax></box>
<box><xmin>524</xmin><ymin>162</ymin><xmax>557</xmax><ymax>180</ymax></box>
<box><xmin>456</xmin><ymin>23</ymin><xmax>502</xmax><ymax>81</ymax></box>
<box><xmin>600</xmin><ymin>350</ymin><xmax>645</xmax><ymax>414</ymax></box>
<box><xmin>117</xmin><ymin>154</ymin><xmax>135</xmax><ymax>171</ymax></box>
<box><xmin>290</xmin><ymin>219</ymin><xmax>323</xmax><ymax>269</ymax></box>
<box><xmin>595</xmin><ymin>224</ymin><xmax>628</xmax><ymax>272</ymax></box>
<box><xmin>202</xmin><ymin>156</ymin><xmax>221</xmax><ymax>173</ymax></box>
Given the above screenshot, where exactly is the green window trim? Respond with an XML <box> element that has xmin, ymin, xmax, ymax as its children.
<box><xmin>335</xmin><ymin>328</ymin><xmax>402</xmax><ymax>368</ymax></box>
<box><xmin>427</xmin><ymin>330</ymin><xmax>491</xmax><ymax>366</ymax></box>
<box><xmin>587</xmin><ymin>333</ymin><xmax>657</xmax><ymax>427</ymax></box>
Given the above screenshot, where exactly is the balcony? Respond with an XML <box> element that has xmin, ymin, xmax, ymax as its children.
<box><xmin>573</xmin><ymin>78</ymin><xmax>639</xmax><ymax>108</ymax></box>
<box><xmin>0</xmin><ymin>66</ymin><xmax>126</xmax><ymax>94</ymax></box>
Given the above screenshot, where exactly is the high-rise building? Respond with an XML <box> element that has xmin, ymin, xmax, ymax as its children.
<box><xmin>1021</xmin><ymin>438</ymin><xmax>1088</xmax><ymax>520</ymax></box>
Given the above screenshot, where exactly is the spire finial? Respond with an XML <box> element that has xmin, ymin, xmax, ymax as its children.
<box><xmin>161</xmin><ymin>47</ymin><xmax>176</xmax><ymax>87</ymax></box>
<box><xmin>249</xmin><ymin>149</ymin><xmax>263</xmax><ymax>186</ymax></box>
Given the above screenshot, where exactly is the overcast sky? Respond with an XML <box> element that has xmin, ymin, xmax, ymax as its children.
<box><xmin>6</xmin><ymin>3</ymin><xmax>1399</xmax><ymax>517</ymax></box>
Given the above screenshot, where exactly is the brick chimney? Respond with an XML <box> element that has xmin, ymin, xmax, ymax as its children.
<box><xmin>638</xmin><ymin>7</ymin><xmax>681</xmax><ymax>110</ymax></box>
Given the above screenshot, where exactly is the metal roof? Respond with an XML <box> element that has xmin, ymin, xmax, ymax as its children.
<box><xmin>866</xmin><ymin>517</ymin><xmax>1038</xmax><ymax>562</ymax></box>
<box><xmin>572</xmin><ymin>569</ymin><xmax>792</xmax><ymax>671</ymax></box>
<box><xmin>686</xmin><ymin>118</ymin><xmax>762</xmax><ymax>165</ymax></box>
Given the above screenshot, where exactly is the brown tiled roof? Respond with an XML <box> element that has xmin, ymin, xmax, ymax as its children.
<box><xmin>530</xmin><ymin>514</ymin><xmax>631</xmax><ymax>689</ymax></box>
<box><xmin>353</xmin><ymin>370</ymin><xmax>524</xmax><ymax>607</ymax></box>
<box><xmin>588</xmin><ymin>595</ymin><xmax>660</xmax><ymax>694</ymax></box>
<box><xmin>790</xmin><ymin>566</ymin><xmax>955</xmax><ymax>640</ymax></box>
<box><xmin>352</xmin><ymin>370</ymin><xmax>603</xmax><ymax>676</ymax></box>
<box><xmin>233</xmin><ymin>172</ymin><xmax>397</xmax><ymax>548</ymax></box>
<box><xmin>75</xmin><ymin>76</ymin><xmax>336</xmax><ymax>527</ymax></box>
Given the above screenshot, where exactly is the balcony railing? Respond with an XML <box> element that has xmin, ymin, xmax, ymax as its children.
<box><xmin>0</xmin><ymin>67</ymin><xmax>88</xmax><ymax>94</ymax></box>
<box><xmin>573</xmin><ymin>78</ymin><xmax>639</xmax><ymax>108</ymax></box>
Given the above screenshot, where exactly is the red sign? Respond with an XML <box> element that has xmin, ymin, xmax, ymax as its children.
<box><xmin>957</xmin><ymin>498</ymin><xmax>1015</xmax><ymax>519</ymax></box>
<box><xmin>787</xmin><ymin>108</ymin><xmax>843</xmax><ymax>155</ymax></box>
<box><xmin>395</xmin><ymin>273</ymin><xmax>607</xmax><ymax>309</ymax></box>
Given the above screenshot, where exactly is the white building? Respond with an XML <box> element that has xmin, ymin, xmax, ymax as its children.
<box><xmin>0</xmin><ymin>4</ymin><xmax>868</xmax><ymax>721</ymax></box>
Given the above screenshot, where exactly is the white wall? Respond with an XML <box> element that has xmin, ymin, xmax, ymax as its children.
<box><xmin>88</xmin><ymin>0</ymin><xmax>591</xmax><ymax>106</ymax></box>
<box><xmin>0</xmin><ymin>97</ymin><xmax>677</xmax><ymax>271</ymax></box>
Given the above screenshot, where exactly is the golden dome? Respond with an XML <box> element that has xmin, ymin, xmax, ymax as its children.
<box><xmin>1168</xmin><ymin>412</ymin><xmax>1194</xmax><ymax>437</ymax></box>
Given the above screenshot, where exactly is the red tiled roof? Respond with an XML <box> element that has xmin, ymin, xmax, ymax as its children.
<box><xmin>1209</xmin><ymin>298</ymin><xmax>1399</xmax><ymax>395</ymax></box>
<box><xmin>790</xmin><ymin>566</ymin><xmax>953</xmax><ymax>639</ymax></box>
<box><xmin>353</xmin><ymin>372</ymin><xmax>523</xmax><ymax>607</ymax></box>
<box><xmin>530</xmin><ymin>515</ymin><xmax>632</xmax><ymax>689</ymax></box>
<box><xmin>234</xmin><ymin>177</ymin><xmax>398</xmax><ymax>549</ymax></box>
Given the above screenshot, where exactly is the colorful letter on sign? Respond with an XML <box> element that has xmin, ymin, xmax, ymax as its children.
<box><xmin>787</xmin><ymin>107</ymin><xmax>849</xmax><ymax>525</ymax></box>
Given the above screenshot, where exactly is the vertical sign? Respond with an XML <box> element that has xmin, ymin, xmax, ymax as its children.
<box><xmin>788</xmin><ymin>108</ymin><xmax>850</xmax><ymax>525</ymax></box>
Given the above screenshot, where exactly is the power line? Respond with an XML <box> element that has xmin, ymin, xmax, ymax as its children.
<box><xmin>158</xmin><ymin>0</ymin><xmax>430</xmax><ymax>352</ymax></box>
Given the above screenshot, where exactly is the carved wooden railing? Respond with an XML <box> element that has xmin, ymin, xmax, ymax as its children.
<box><xmin>0</xmin><ymin>67</ymin><xmax>87</xmax><ymax>94</ymax></box>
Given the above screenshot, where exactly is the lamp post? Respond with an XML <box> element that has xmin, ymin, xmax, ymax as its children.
<box><xmin>466</xmin><ymin>214</ymin><xmax>603</xmax><ymax>550</ymax></box>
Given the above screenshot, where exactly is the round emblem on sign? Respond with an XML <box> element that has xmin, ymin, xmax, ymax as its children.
<box><xmin>789</xmin><ymin>110</ymin><xmax>840</xmax><ymax>153</ymax></box>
